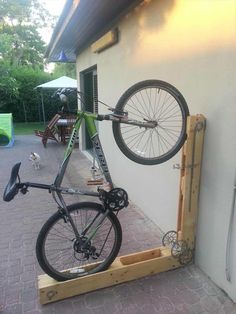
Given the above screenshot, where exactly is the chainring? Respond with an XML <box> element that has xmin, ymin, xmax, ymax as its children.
<box><xmin>100</xmin><ymin>188</ymin><xmax>129</xmax><ymax>211</ymax></box>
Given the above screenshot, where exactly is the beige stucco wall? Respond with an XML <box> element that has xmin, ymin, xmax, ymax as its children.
<box><xmin>76</xmin><ymin>0</ymin><xmax>236</xmax><ymax>301</ymax></box>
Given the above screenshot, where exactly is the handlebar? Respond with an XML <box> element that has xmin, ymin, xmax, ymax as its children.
<box><xmin>51</xmin><ymin>89</ymin><xmax>126</xmax><ymax>117</ymax></box>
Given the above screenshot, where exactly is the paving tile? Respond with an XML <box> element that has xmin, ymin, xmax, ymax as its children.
<box><xmin>3</xmin><ymin>303</ymin><xmax>22</xmax><ymax>314</ymax></box>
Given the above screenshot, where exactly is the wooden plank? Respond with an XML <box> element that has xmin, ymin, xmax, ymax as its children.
<box><xmin>177</xmin><ymin>116</ymin><xmax>196</xmax><ymax>241</ymax></box>
<box><xmin>177</xmin><ymin>128</ymin><xmax>188</xmax><ymax>237</ymax></box>
<box><xmin>120</xmin><ymin>248</ymin><xmax>161</xmax><ymax>265</ymax></box>
<box><xmin>179</xmin><ymin>115</ymin><xmax>206</xmax><ymax>248</ymax></box>
<box><xmin>38</xmin><ymin>246</ymin><xmax>180</xmax><ymax>304</ymax></box>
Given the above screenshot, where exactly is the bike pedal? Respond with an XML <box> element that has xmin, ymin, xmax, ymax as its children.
<box><xmin>87</xmin><ymin>178</ymin><xmax>104</xmax><ymax>186</ymax></box>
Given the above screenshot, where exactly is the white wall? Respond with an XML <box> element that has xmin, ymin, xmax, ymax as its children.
<box><xmin>76</xmin><ymin>0</ymin><xmax>236</xmax><ymax>301</ymax></box>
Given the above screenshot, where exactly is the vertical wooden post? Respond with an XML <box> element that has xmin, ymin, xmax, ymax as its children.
<box><xmin>177</xmin><ymin>115</ymin><xmax>206</xmax><ymax>250</ymax></box>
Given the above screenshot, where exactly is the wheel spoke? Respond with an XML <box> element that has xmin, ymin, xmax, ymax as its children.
<box><xmin>38</xmin><ymin>206</ymin><xmax>120</xmax><ymax>280</ymax></box>
<box><xmin>155</xmin><ymin>93</ymin><xmax>172</xmax><ymax>120</ymax></box>
<box><xmin>139</xmin><ymin>90</ymin><xmax>152</xmax><ymax>119</ymax></box>
<box><xmin>154</xmin><ymin>129</ymin><xmax>171</xmax><ymax>153</ymax></box>
<box><xmin>129</xmin><ymin>95</ymin><xmax>150</xmax><ymax>120</ymax></box>
<box><xmin>159</xmin><ymin>104</ymin><xmax>181</xmax><ymax>122</ymax></box>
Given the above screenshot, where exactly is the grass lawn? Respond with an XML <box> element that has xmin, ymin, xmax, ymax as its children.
<box><xmin>14</xmin><ymin>122</ymin><xmax>45</xmax><ymax>135</ymax></box>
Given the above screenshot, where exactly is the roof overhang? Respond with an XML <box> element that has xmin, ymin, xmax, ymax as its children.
<box><xmin>45</xmin><ymin>0</ymin><xmax>143</xmax><ymax>62</ymax></box>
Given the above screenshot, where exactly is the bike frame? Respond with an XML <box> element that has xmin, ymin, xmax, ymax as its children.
<box><xmin>50</xmin><ymin>110</ymin><xmax>125</xmax><ymax>241</ymax></box>
<box><xmin>53</xmin><ymin>110</ymin><xmax>156</xmax><ymax>199</ymax></box>
<box><xmin>18</xmin><ymin>109</ymin><xmax>155</xmax><ymax>241</ymax></box>
<box><xmin>54</xmin><ymin>111</ymin><xmax>112</xmax><ymax>194</ymax></box>
<box><xmin>17</xmin><ymin>107</ymin><xmax>156</xmax><ymax>214</ymax></box>
<box><xmin>51</xmin><ymin>109</ymin><xmax>155</xmax><ymax>228</ymax></box>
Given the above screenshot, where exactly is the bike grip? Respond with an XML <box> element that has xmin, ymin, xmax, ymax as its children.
<box><xmin>97</xmin><ymin>114</ymin><xmax>110</xmax><ymax>121</ymax></box>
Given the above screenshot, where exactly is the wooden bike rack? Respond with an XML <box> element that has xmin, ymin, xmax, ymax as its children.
<box><xmin>38</xmin><ymin>115</ymin><xmax>206</xmax><ymax>304</ymax></box>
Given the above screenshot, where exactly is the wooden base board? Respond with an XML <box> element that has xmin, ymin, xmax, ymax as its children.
<box><xmin>38</xmin><ymin>246</ymin><xmax>181</xmax><ymax>304</ymax></box>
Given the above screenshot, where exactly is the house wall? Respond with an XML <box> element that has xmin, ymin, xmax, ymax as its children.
<box><xmin>76</xmin><ymin>0</ymin><xmax>236</xmax><ymax>301</ymax></box>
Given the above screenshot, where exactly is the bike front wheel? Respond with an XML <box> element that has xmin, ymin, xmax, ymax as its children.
<box><xmin>112</xmin><ymin>80</ymin><xmax>189</xmax><ymax>165</ymax></box>
<box><xmin>36</xmin><ymin>202</ymin><xmax>122</xmax><ymax>281</ymax></box>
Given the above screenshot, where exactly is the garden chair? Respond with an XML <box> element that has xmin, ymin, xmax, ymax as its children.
<box><xmin>34</xmin><ymin>114</ymin><xmax>61</xmax><ymax>147</ymax></box>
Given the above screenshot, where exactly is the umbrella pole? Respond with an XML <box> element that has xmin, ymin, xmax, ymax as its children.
<box><xmin>41</xmin><ymin>92</ymin><xmax>46</xmax><ymax>125</ymax></box>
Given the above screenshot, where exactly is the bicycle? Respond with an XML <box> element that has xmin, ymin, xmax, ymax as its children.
<box><xmin>3</xmin><ymin>80</ymin><xmax>189</xmax><ymax>281</ymax></box>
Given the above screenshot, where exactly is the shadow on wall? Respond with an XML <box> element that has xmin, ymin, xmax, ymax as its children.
<box><xmin>121</xmin><ymin>0</ymin><xmax>176</xmax><ymax>56</ymax></box>
<box><xmin>122</xmin><ymin>0</ymin><xmax>236</xmax><ymax>65</ymax></box>
<box><xmin>135</xmin><ymin>0</ymin><xmax>176</xmax><ymax>34</ymax></box>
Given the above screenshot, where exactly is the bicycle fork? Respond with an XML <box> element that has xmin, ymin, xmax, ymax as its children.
<box><xmin>68</xmin><ymin>208</ymin><xmax>113</xmax><ymax>260</ymax></box>
<box><xmin>64</xmin><ymin>205</ymin><xmax>111</xmax><ymax>248</ymax></box>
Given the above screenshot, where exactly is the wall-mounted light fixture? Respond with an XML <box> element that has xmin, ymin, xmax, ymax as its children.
<box><xmin>91</xmin><ymin>28</ymin><xmax>119</xmax><ymax>53</ymax></box>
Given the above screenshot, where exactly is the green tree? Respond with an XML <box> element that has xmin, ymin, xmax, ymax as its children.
<box><xmin>0</xmin><ymin>65</ymin><xmax>57</xmax><ymax>122</ymax></box>
<box><xmin>0</xmin><ymin>61</ymin><xmax>18</xmax><ymax>108</ymax></box>
<box><xmin>0</xmin><ymin>0</ymin><xmax>57</xmax><ymax>121</ymax></box>
<box><xmin>0</xmin><ymin>24</ymin><xmax>45</xmax><ymax>67</ymax></box>
<box><xmin>0</xmin><ymin>0</ymin><xmax>54</xmax><ymax>28</ymax></box>
<box><xmin>0</xmin><ymin>0</ymin><xmax>70</xmax><ymax>122</ymax></box>
<box><xmin>11</xmin><ymin>66</ymin><xmax>55</xmax><ymax>122</ymax></box>
<box><xmin>0</xmin><ymin>0</ymin><xmax>54</xmax><ymax>67</ymax></box>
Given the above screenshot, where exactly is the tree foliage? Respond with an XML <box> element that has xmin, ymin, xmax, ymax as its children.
<box><xmin>0</xmin><ymin>62</ymin><xmax>58</xmax><ymax>122</ymax></box>
<box><xmin>53</xmin><ymin>63</ymin><xmax>77</xmax><ymax>79</ymax></box>
<box><xmin>0</xmin><ymin>0</ymin><xmax>54</xmax><ymax>28</ymax></box>
<box><xmin>0</xmin><ymin>24</ymin><xmax>45</xmax><ymax>67</ymax></box>
<box><xmin>0</xmin><ymin>61</ymin><xmax>18</xmax><ymax>108</ymax></box>
<box><xmin>0</xmin><ymin>0</ymin><xmax>60</xmax><ymax>122</ymax></box>
<box><xmin>11</xmin><ymin>66</ymin><xmax>56</xmax><ymax>122</ymax></box>
<box><xmin>0</xmin><ymin>1</ymin><xmax>78</xmax><ymax>123</ymax></box>
<box><xmin>0</xmin><ymin>0</ymin><xmax>54</xmax><ymax>67</ymax></box>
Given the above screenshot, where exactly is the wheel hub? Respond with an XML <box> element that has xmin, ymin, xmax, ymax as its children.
<box><xmin>73</xmin><ymin>237</ymin><xmax>99</xmax><ymax>261</ymax></box>
<box><xmin>143</xmin><ymin>118</ymin><xmax>158</xmax><ymax>128</ymax></box>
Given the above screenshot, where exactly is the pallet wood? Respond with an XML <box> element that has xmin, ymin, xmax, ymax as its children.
<box><xmin>177</xmin><ymin>115</ymin><xmax>206</xmax><ymax>248</ymax></box>
<box><xmin>34</xmin><ymin>114</ymin><xmax>61</xmax><ymax>147</ymax></box>
<box><xmin>38</xmin><ymin>247</ymin><xmax>180</xmax><ymax>304</ymax></box>
<box><xmin>38</xmin><ymin>115</ymin><xmax>206</xmax><ymax>304</ymax></box>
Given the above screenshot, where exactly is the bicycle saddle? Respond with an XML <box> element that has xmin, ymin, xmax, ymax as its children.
<box><xmin>3</xmin><ymin>162</ymin><xmax>21</xmax><ymax>202</ymax></box>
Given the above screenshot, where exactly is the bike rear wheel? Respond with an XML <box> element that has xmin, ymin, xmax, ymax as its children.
<box><xmin>36</xmin><ymin>202</ymin><xmax>122</xmax><ymax>281</ymax></box>
<box><xmin>112</xmin><ymin>80</ymin><xmax>189</xmax><ymax>165</ymax></box>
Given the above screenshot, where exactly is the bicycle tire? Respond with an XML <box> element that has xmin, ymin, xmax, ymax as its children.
<box><xmin>112</xmin><ymin>80</ymin><xmax>189</xmax><ymax>165</ymax></box>
<box><xmin>36</xmin><ymin>202</ymin><xmax>122</xmax><ymax>281</ymax></box>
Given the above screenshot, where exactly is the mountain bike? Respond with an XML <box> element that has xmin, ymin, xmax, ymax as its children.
<box><xmin>3</xmin><ymin>80</ymin><xmax>189</xmax><ymax>281</ymax></box>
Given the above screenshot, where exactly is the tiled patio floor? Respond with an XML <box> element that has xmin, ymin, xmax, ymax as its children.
<box><xmin>0</xmin><ymin>135</ymin><xmax>235</xmax><ymax>314</ymax></box>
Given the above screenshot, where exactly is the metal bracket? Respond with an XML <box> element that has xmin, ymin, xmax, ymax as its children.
<box><xmin>173</xmin><ymin>163</ymin><xmax>199</xmax><ymax>170</ymax></box>
<box><xmin>195</xmin><ymin>121</ymin><xmax>205</xmax><ymax>132</ymax></box>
